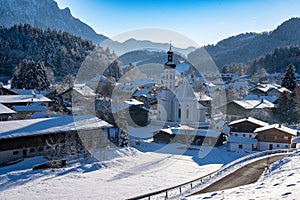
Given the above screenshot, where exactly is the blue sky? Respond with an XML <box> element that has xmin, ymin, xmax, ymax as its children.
<box><xmin>55</xmin><ymin>0</ymin><xmax>300</xmax><ymax>47</ymax></box>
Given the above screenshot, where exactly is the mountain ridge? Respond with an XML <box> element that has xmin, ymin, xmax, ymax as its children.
<box><xmin>0</xmin><ymin>0</ymin><xmax>107</xmax><ymax>44</ymax></box>
<box><xmin>203</xmin><ymin>17</ymin><xmax>300</xmax><ymax>68</ymax></box>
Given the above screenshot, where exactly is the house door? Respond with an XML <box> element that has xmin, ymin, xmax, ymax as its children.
<box><xmin>269</xmin><ymin>144</ymin><xmax>273</xmax><ymax>150</ymax></box>
<box><xmin>23</xmin><ymin>149</ymin><xmax>27</xmax><ymax>157</ymax></box>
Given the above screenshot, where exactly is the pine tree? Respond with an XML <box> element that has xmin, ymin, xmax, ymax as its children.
<box><xmin>11</xmin><ymin>59</ymin><xmax>50</xmax><ymax>90</ymax></box>
<box><xmin>252</xmin><ymin>67</ymin><xmax>267</xmax><ymax>83</ymax></box>
<box><xmin>281</xmin><ymin>64</ymin><xmax>297</xmax><ymax>91</ymax></box>
<box><xmin>117</xmin><ymin>115</ymin><xmax>129</xmax><ymax>147</ymax></box>
<box><xmin>274</xmin><ymin>91</ymin><xmax>299</xmax><ymax>124</ymax></box>
<box><xmin>226</xmin><ymin>84</ymin><xmax>240</xmax><ymax>102</ymax></box>
<box><xmin>103</xmin><ymin>60</ymin><xmax>123</xmax><ymax>81</ymax></box>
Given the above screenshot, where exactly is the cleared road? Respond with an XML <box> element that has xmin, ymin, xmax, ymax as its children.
<box><xmin>190</xmin><ymin>154</ymin><xmax>287</xmax><ymax>196</ymax></box>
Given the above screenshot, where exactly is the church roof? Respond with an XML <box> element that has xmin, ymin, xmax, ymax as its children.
<box><xmin>175</xmin><ymin>81</ymin><xmax>197</xmax><ymax>100</ymax></box>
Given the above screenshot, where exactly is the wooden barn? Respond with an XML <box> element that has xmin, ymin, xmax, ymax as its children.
<box><xmin>227</xmin><ymin>117</ymin><xmax>268</xmax><ymax>152</ymax></box>
<box><xmin>153</xmin><ymin>125</ymin><xmax>225</xmax><ymax>146</ymax></box>
<box><xmin>217</xmin><ymin>99</ymin><xmax>275</xmax><ymax>121</ymax></box>
<box><xmin>0</xmin><ymin>103</ymin><xmax>16</xmax><ymax>121</ymax></box>
<box><xmin>254</xmin><ymin>124</ymin><xmax>298</xmax><ymax>150</ymax></box>
<box><xmin>0</xmin><ymin>115</ymin><xmax>112</xmax><ymax>165</ymax></box>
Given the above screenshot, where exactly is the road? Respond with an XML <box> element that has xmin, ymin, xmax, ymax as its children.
<box><xmin>190</xmin><ymin>154</ymin><xmax>287</xmax><ymax>196</ymax></box>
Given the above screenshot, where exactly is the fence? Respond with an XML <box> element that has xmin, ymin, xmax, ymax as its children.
<box><xmin>127</xmin><ymin>148</ymin><xmax>296</xmax><ymax>200</ymax></box>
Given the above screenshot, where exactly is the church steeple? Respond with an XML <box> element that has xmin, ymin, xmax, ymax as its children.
<box><xmin>165</xmin><ymin>42</ymin><xmax>176</xmax><ymax>68</ymax></box>
<box><xmin>167</xmin><ymin>42</ymin><xmax>173</xmax><ymax>62</ymax></box>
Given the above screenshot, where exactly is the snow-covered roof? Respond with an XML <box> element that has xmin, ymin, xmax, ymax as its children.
<box><xmin>123</xmin><ymin>99</ymin><xmax>144</xmax><ymax>106</ymax></box>
<box><xmin>0</xmin><ymin>103</ymin><xmax>16</xmax><ymax>115</ymax></box>
<box><xmin>243</xmin><ymin>94</ymin><xmax>278</xmax><ymax>103</ymax></box>
<box><xmin>132</xmin><ymin>89</ymin><xmax>154</xmax><ymax>98</ymax></box>
<box><xmin>0</xmin><ymin>115</ymin><xmax>113</xmax><ymax>139</ymax></box>
<box><xmin>90</xmin><ymin>75</ymin><xmax>109</xmax><ymax>82</ymax></box>
<box><xmin>111</xmin><ymin>99</ymin><xmax>144</xmax><ymax>113</ymax></box>
<box><xmin>197</xmin><ymin>103</ymin><xmax>207</xmax><ymax>110</ymax></box>
<box><xmin>292</xmin><ymin>137</ymin><xmax>300</xmax><ymax>143</ymax></box>
<box><xmin>30</xmin><ymin>112</ymin><xmax>62</xmax><ymax>119</ymax></box>
<box><xmin>175</xmin><ymin>81</ymin><xmax>197</xmax><ymax>101</ymax></box>
<box><xmin>194</xmin><ymin>92</ymin><xmax>212</xmax><ymax>101</ymax></box>
<box><xmin>11</xmin><ymin>89</ymin><xmax>49</xmax><ymax>96</ymax></box>
<box><xmin>228</xmin><ymin>117</ymin><xmax>268</xmax><ymax>127</ymax></box>
<box><xmin>12</xmin><ymin>105</ymin><xmax>47</xmax><ymax>112</ymax></box>
<box><xmin>254</xmin><ymin>124</ymin><xmax>298</xmax><ymax>136</ymax></box>
<box><xmin>227</xmin><ymin>136</ymin><xmax>258</xmax><ymax>144</ymax></box>
<box><xmin>0</xmin><ymin>94</ymin><xmax>51</xmax><ymax>104</ymax></box>
<box><xmin>269</xmin><ymin>87</ymin><xmax>291</xmax><ymax>94</ymax></box>
<box><xmin>204</xmin><ymin>82</ymin><xmax>216</xmax><ymax>87</ymax></box>
<box><xmin>250</xmin><ymin>83</ymin><xmax>290</xmax><ymax>94</ymax></box>
<box><xmin>159</xmin><ymin>125</ymin><xmax>221</xmax><ymax>138</ymax></box>
<box><xmin>233</xmin><ymin>99</ymin><xmax>275</xmax><ymax>109</ymax></box>
<box><xmin>73</xmin><ymin>85</ymin><xmax>96</xmax><ymax>96</ymax></box>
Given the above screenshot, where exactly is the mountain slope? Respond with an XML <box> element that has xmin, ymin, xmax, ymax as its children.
<box><xmin>0</xmin><ymin>0</ymin><xmax>107</xmax><ymax>44</ymax></box>
<box><xmin>203</xmin><ymin>17</ymin><xmax>300</xmax><ymax>68</ymax></box>
<box><xmin>102</xmin><ymin>38</ymin><xmax>196</xmax><ymax>57</ymax></box>
<box><xmin>0</xmin><ymin>24</ymin><xmax>95</xmax><ymax>82</ymax></box>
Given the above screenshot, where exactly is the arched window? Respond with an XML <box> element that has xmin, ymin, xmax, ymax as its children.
<box><xmin>186</xmin><ymin>109</ymin><xmax>189</xmax><ymax>119</ymax></box>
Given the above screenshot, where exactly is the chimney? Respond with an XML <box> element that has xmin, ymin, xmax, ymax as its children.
<box><xmin>279</xmin><ymin>124</ymin><xmax>281</xmax><ymax>128</ymax></box>
<box><xmin>261</xmin><ymin>99</ymin><xmax>264</xmax><ymax>103</ymax></box>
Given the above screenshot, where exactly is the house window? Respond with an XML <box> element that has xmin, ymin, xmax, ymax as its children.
<box><xmin>30</xmin><ymin>148</ymin><xmax>35</xmax><ymax>153</ymax></box>
<box><xmin>186</xmin><ymin>109</ymin><xmax>189</xmax><ymax>119</ymax></box>
<box><xmin>178</xmin><ymin>108</ymin><xmax>181</xmax><ymax>119</ymax></box>
<box><xmin>277</xmin><ymin>144</ymin><xmax>280</xmax><ymax>148</ymax></box>
<box><xmin>38</xmin><ymin>147</ymin><xmax>44</xmax><ymax>152</ymax></box>
<box><xmin>274</xmin><ymin>135</ymin><xmax>278</xmax><ymax>140</ymax></box>
<box><xmin>263</xmin><ymin>135</ymin><xmax>268</xmax><ymax>140</ymax></box>
<box><xmin>284</xmin><ymin>136</ymin><xmax>288</xmax><ymax>140</ymax></box>
<box><xmin>238</xmin><ymin>144</ymin><xmax>243</xmax><ymax>149</ymax></box>
<box><xmin>243</xmin><ymin>134</ymin><xmax>246</xmax><ymax>137</ymax></box>
<box><xmin>285</xmin><ymin>145</ymin><xmax>288</xmax><ymax>148</ymax></box>
<box><xmin>13</xmin><ymin>151</ymin><xmax>19</xmax><ymax>155</ymax></box>
<box><xmin>235</xmin><ymin>134</ymin><xmax>238</xmax><ymax>136</ymax></box>
<box><xmin>249</xmin><ymin>135</ymin><xmax>252</xmax><ymax>138</ymax></box>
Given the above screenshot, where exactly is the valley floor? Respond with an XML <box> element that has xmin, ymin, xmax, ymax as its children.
<box><xmin>0</xmin><ymin>140</ymin><xmax>246</xmax><ymax>200</ymax></box>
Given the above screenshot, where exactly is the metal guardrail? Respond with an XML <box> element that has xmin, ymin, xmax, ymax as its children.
<box><xmin>127</xmin><ymin>148</ymin><xmax>297</xmax><ymax>200</ymax></box>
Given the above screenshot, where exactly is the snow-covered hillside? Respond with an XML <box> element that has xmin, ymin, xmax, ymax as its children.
<box><xmin>0</xmin><ymin>141</ymin><xmax>247</xmax><ymax>200</ymax></box>
<box><xmin>188</xmin><ymin>150</ymin><xmax>300</xmax><ymax>200</ymax></box>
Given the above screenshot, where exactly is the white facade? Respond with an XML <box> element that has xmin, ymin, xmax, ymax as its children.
<box><xmin>227</xmin><ymin>135</ymin><xmax>258</xmax><ymax>152</ymax></box>
<box><xmin>258</xmin><ymin>142</ymin><xmax>290</xmax><ymax>151</ymax></box>
<box><xmin>228</xmin><ymin>142</ymin><xmax>253</xmax><ymax>152</ymax></box>
<box><xmin>162</xmin><ymin>68</ymin><xmax>176</xmax><ymax>90</ymax></box>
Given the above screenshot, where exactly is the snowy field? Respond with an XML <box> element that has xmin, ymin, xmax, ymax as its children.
<box><xmin>0</xmin><ymin>139</ymin><xmax>247</xmax><ymax>200</ymax></box>
<box><xmin>188</xmin><ymin>150</ymin><xmax>300</xmax><ymax>200</ymax></box>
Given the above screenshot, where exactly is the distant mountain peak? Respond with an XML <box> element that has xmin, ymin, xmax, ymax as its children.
<box><xmin>0</xmin><ymin>0</ymin><xmax>107</xmax><ymax>44</ymax></box>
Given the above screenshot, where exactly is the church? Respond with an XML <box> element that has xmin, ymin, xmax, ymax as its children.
<box><xmin>157</xmin><ymin>45</ymin><xmax>206</xmax><ymax>126</ymax></box>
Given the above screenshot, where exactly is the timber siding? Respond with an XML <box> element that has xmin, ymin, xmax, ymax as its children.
<box><xmin>229</xmin><ymin>121</ymin><xmax>263</xmax><ymax>133</ymax></box>
<box><xmin>256</xmin><ymin>129</ymin><xmax>293</xmax><ymax>144</ymax></box>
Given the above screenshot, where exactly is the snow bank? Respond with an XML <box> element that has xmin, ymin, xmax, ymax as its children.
<box><xmin>188</xmin><ymin>150</ymin><xmax>300</xmax><ymax>200</ymax></box>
